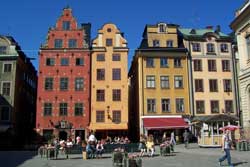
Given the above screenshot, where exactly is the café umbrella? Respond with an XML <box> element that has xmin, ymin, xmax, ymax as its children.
<box><xmin>219</xmin><ymin>125</ymin><xmax>240</xmax><ymax>131</ymax></box>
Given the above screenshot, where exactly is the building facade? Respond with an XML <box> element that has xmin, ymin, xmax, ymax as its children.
<box><xmin>231</xmin><ymin>0</ymin><xmax>250</xmax><ymax>129</ymax></box>
<box><xmin>36</xmin><ymin>7</ymin><xmax>91</xmax><ymax>141</ymax></box>
<box><xmin>180</xmin><ymin>27</ymin><xmax>239</xmax><ymax>146</ymax></box>
<box><xmin>0</xmin><ymin>35</ymin><xmax>37</xmax><ymax>147</ymax></box>
<box><xmin>90</xmin><ymin>23</ymin><xmax>129</xmax><ymax>139</ymax></box>
<box><xmin>129</xmin><ymin>23</ymin><xmax>190</xmax><ymax>141</ymax></box>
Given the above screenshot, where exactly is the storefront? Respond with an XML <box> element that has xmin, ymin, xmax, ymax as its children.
<box><xmin>142</xmin><ymin>116</ymin><xmax>189</xmax><ymax>143</ymax></box>
<box><xmin>192</xmin><ymin>114</ymin><xmax>239</xmax><ymax>147</ymax></box>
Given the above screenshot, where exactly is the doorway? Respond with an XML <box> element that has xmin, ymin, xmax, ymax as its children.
<box><xmin>59</xmin><ymin>131</ymin><xmax>67</xmax><ymax>140</ymax></box>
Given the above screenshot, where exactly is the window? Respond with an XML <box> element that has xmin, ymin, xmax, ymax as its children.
<box><xmin>220</xmin><ymin>43</ymin><xmax>228</xmax><ymax>53</ymax></box>
<box><xmin>54</xmin><ymin>39</ymin><xmax>63</xmax><ymax>48</ymax></box>
<box><xmin>160</xmin><ymin>58</ymin><xmax>168</xmax><ymax>67</ymax></box>
<box><xmin>223</xmin><ymin>79</ymin><xmax>232</xmax><ymax>92</ymax></box>
<box><xmin>112</xmin><ymin>110</ymin><xmax>121</xmax><ymax>123</ymax></box>
<box><xmin>207</xmin><ymin>43</ymin><xmax>215</xmax><ymax>53</ymax></box>
<box><xmin>196</xmin><ymin>101</ymin><xmax>205</xmax><ymax>114</ymax></box>
<box><xmin>174</xmin><ymin>58</ymin><xmax>182</xmax><ymax>68</ymax></box>
<box><xmin>0</xmin><ymin>106</ymin><xmax>10</xmax><ymax>121</ymax></box>
<box><xmin>222</xmin><ymin>60</ymin><xmax>231</xmax><ymax>72</ymax></box>
<box><xmin>96</xmin><ymin>89</ymin><xmax>105</xmax><ymax>101</ymax></box>
<box><xmin>166</xmin><ymin>40</ymin><xmax>173</xmax><ymax>47</ymax></box>
<box><xmin>211</xmin><ymin>101</ymin><xmax>219</xmax><ymax>113</ymax></box>
<box><xmin>146</xmin><ymin>58</ymin><xmax>154</xmax><ymax>67</ymax></box>
<box><xmin>68</xmin><ymin>39</ymin><xmax>77</xmax><ymax>48</ymax></box>
<box><xmin>112</xmin><ymin>54</ymin><xmax>121</xmax><ymax>61</ymax></box>
<box><xmin>112</xmin><ymin>69</ymin><xmax>121</xmax><ymax>80</ymax></box>
<box><xmin>97</xmin><ymin>69</ymin><xmax>105</xmax><ymax>80</ymax></box>
<box><xmin>147</xmin><ymin>99</ymin><xmax>156</xmax><ymax>113</ymax></box>
<box><xmin>96</xmin><ymin>111</ymin><xmax>104</xmax><ymax>122</ymax></box>
<box><xmin>63</xmin><ymin>21</ymin><xmax>70</xmax><ymax>30</ymax></box>
<box><xmin>44</xmin><ymin>103</ymin><xmax>52</xmax><ymax>116</ymax></box>
<box><xmin>113</xmin><ymin>89</ymin><xmax>121</xmax><ymax>101</ymax></box>
<box><xmin>153</xmin><ymin>40</ymin><xmax>160</xmax><ymax>47</ymax></box>
<box><xmin>225</xmin><ymin>100</ymin><xmax>233</xmax><ymax>113</ymax></box>
<box><xmin>160</xmin><ymin>76</ymin><xmax>169</xmax><ymax>89</ymax></box>
<box><xmin>209</xmin><ymin>79</ymin><xmax>218</xmax><ymax>92</ymax></box>
<box><xmin>176</xmin><ymin>98</ymin><xmax>184</xmax><ymax>112</ymax></box>
<box><xmin>192</xmin><ymin>43</ymin><xmax>201</xmax><ymax>52</ymax></box>
<box><xmin>97</xmin><ymin>54</ymin><xmax>105</xmax><ymax>61</ymax></box>
<box><xmin>246</xmin><ymin>36</ymin><xmax>250</xmax><ymax>59</ymax></box>
<box><xmin>159</xmin><ymin>24</ymin><xmax>165</xmax><ymax>32</ymax></box>
<box><xmin>193</xmin><ymin>60</ymin><xmax>202</xmax><ymax>71</ymax></box>
<box><xmin>162</xmin><ymin>99</ymin><xmax>170</xmax><ymax>112</ymax></box>
<box><xmin>106</xmin><ymin>38</ymin><xmax>113</xmax><ymax>46</ymax></box>
<box><xmin>146</xmin><ymin>76</ymin><xmax>155</xmax><ymax>88</ymax></box>
<box><xmin>61</xmin><ymin>58</ymin><xmax>69</xmax><ymax>66</ymax></box>
<box><xmin>2</xmin><ymin>82</ymin><xmax>11</xmax><ymax>96</ymax></box>
<box><xmin>46</xmin><ymin>58</ymin><xmax>55</xmax><ymax>66</ymax></box>
<box><xmin>0</xmin><ymin>46</ymin><xmax>7</xmax><ymax>54</ymax></box>
<box><xmin>59</xmin><ymin>103</ymin><xmax>68</xmax><ymax>116</ymax></box>
<box><xmin>75</xmin><ymin>103</ymin><xmax>83</xmax><ymax>116</ymax></box>
<box><xmin>76</xmin><ymin>58</ymin><xmax>84</xmax><ymax>66</ymax></box>
<box><xmin>75</xmin><ymin>77</ymin><xmax>84</xmax><ymax>91</ymax></box>
<box><xmin>45</xmin><ymin>77</ymin><xmax>53</xmax><ymax>90</ymax></box>
<box><xmin>60</xmin><ymin>78</ymin><xmax>68</xmax><ymax>91</ymax></box>
<box><xmin>195</xmin><ymin>79</ymin><xmax>203</xmax><ymax>92</ymax></box>
<box><xmin>174</xmin><ymin>76</ymin><xmax>183</xmax><ymax>88</ymax></box>
<box><xmin>208</xmin><ymin>60</ymin><xmax>216</xmax><ymax>71</ymax></box>
<box><xmin>3</xmin><ymin>63</ymin><xmax>11</xmax><ymax>73</ymax></box>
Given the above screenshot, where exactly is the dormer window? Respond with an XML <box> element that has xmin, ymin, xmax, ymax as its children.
<box><xmin>63</xmin><ymin>21</ymin><xmax>70</xmax><ymax>30</ymax></box>
<box><xmin>166</xmin><ymin>40</ymin><xmax>173</xmax><ymax>47</ymax></box>
<box><xmin>153</xmin><ymin>40</ymin><xmax>160</xmax><ymax>47</ymax></box>
<box><xmin>0</xmin><ymin>46</ymin><xmax>7</xmax><ymax>54</ymax></box>
<box><xmin>207</xmin><ymin>43</ymin><xmax>215</xmax><ymax>53</ymax></box>
<box><xmin>159</xmin><ymin>24</ymin><xmax>166</xmax><ymax>33</ymax></box>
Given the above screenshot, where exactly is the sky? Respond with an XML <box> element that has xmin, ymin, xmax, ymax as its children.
<box><xmin>0</xmin><ymin>0</ymin><xmax>246</xmax><ymax>70</ymax></box>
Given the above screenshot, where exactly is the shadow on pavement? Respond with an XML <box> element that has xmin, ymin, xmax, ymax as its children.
<box><xmin>0</xmin><ymin>151</ymin><xmax>37</xmax><ymax>167</ymax></box>
<box><xmin>233</xmin><ymin>161</ymin><xmax>248</xmax><ymax>166</ymax></box>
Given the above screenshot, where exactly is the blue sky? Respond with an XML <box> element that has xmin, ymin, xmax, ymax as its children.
<box><xmin>0</xmin><ymin>0</ymin><xmax>245</xmax><ymax>70</ymax></box>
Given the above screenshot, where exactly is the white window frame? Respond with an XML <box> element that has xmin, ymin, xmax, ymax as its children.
<box><xmin>1</xmin><ymin>81</ymin><xmax>11</xmax><ymax>96</ymax></box>
<box><xmin>2</xmin><ymin>62</ymin><xmax>13</xmax><ymax>73</ymax></box>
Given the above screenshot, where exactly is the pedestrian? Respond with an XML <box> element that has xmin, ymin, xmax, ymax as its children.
<box><xmin>183</xmin><ymin>129</ymin><xmax>189</xmax><ymax>148</ymax></box>
<box><xmin>218</xmin><ymin>130</ymin><xmax>234</xmax><ymax>167</ymax></box>
<box><xmin>170</xmin><ymin>131</ymin><xmax>176</xmax><ymax>145</ymax></box>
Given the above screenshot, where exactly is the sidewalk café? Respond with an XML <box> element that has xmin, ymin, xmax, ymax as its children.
<box><xmin>191</xmin><ymin>114</ymin><xmax>239</xmax><ymax>147</ymax></box>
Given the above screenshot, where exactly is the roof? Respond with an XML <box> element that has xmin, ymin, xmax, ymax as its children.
<box><xmin>179</xmin><ymin>28</ymin><xmax>228</xmax><ymax>37</ymax></box>
<box><xmin>143</xmin><ymin>117</ymin><xmax>189</xmax><ymax>130</ymax></box>
<box><xmin>192</xmin><ymin>114</ymin><xmax>239</xmax><ymax>123</ymax></box>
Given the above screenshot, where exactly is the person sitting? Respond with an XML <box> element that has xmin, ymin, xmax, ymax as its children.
<box><xmin>96</xmin><ymin>140</ymin><xmax>104</xmax><ymax>158</ymax></box>
<box><xmin>160</xmin><ymin>138</ymin><xmax>171</xmax><ymax>156</ymax></box>
<box><xmin>86</xmin><ymin>141</ymin><xmax>95</xmax><ymax>159</ymax></box>
<box><xmin>146</xmin><ymin>135</ymin><xmax>155</xmax><ymax>157</ymax></box>
<box><xmin>138</xmin><ymin>134</ymin><xmax>147</xmax><ymax>157</ymax></box>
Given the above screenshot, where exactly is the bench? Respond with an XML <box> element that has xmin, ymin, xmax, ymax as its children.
<box><xmin>104</xmin><ymin>143</ymin><xmax>139</xmax><ymax>153</ymax></box>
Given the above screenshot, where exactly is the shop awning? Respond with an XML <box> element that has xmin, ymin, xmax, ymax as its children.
<box><xmin>143</xmin><ymin>117</ymin><xmax>189</xmax><ymax>130</ymax></box>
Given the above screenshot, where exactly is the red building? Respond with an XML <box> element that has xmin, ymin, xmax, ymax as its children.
<box><xmin>36</xmin><ymin>7</ymin><xmax>91</xmax><ymax>141</ymax></box>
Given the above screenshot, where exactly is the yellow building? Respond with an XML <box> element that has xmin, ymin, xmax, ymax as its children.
<box><xmin>179</xmin><ymin>27</ymin><xmax>239</xmax><ymax>147</ymax></box>
<box><xmin>129</xmin><ymin>23</ymin><xmax>190</xmax><ymax>141</ymax></box>
<box><xmin>90</xmin><ymin>23</ymin><xmax>128</xmax><ymax>139</ymax></box>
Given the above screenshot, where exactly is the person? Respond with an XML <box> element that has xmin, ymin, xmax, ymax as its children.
<box><xmin>76</xmin><ymin>136</ymin><xmax>81</xmax><ymax>145</ymax></box>
<box><xmin>146</xmin><ymin>134</ymin><xmax>155</xmax><ymax>157</ymax></box>
<box><xmin>218</xmin><ymin>130</ymin><xmax>234</xmax><ymax>167</ymax></box>
<box><xmin>95</xmin><ymin>140</ymin><xmax>104</xmax><ymax>158</ymax></box>
<box><xmin>170</xmin><ymin>131</ymin><xmax>176</xmax><ymax>145</ymax></box>
<box><xmin>86</xmin><ymin>141</ymin><xmax>95</xmax><ymax>159</ymax></box>
<box><xmin>138</xmin><ymin>134</ymin><xmax>147</xmax><ymax>157</ymax></box>
<box><xmin>183</xmin><ymin>129</ymin><xmax>189</xmax><ymax>148</ymax></box>
<box><xmin>88</xmin><ymin>131</ymin><xmax>97</xmax><ymax>143</ymax></box>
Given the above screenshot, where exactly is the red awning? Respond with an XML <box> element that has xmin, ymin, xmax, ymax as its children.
<box><xmin>143</xmin><ymin>117</ymin><xmax>189</xmax><ymax>130</ymax></box>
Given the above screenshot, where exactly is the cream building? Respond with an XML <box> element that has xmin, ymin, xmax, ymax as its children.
<box><xmin>90</xmin><ymin>23</ymin><xmax>129</xmax><ymax>138</ymax></box>
<box><xmin>231</xmin><ymin>0</ymin><xmax>250</xmax><ymax>129</ymax></box>
<box><xmin>180</xmin><ymin>27</ymin><xmax>239</xmax><ymax>147</ymax></box>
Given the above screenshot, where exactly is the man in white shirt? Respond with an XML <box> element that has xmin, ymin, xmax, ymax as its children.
<box><xmin>218</xmin><ymin>130</ymin><xmax>234</xmax><ymax>167</ymax></box>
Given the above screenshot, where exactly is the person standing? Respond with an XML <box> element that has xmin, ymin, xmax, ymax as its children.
<box><xmin>183</xmin><ymin>130</ymin><xmax>189</xmax><ymax>148</ymax></box>
<box><xmin>218</xmin><ymin>130</ymin><xmax>234</xmax><ymax>167</ymax></box>
<box><xmin>170</xmin><ymin>131</ymin><xmax>176</xmax><ymax>145</ymax></box>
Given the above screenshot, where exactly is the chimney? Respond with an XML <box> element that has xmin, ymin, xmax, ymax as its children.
<box><xmin>206</xmin><ymin>25</ymin><xmax>213</xmax><ymax>30</ymax></box>
<box><xmin>215</xmin><ymin>25</ymin><xmax>221</xmax><ymax>34</ymax></box>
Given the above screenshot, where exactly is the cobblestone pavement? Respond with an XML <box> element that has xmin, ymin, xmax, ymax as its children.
<box><xmin>1</xmin><ymin>144</ymin><xmax>249</xmax><ymax>167</ymax></box>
